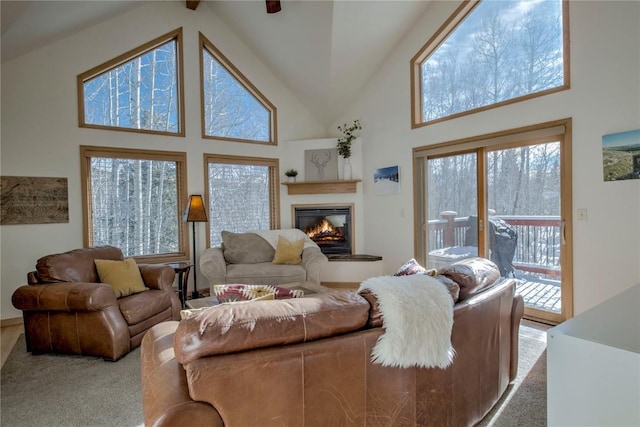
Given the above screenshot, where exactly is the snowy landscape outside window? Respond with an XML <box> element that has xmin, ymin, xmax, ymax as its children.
<box><xmin>81</xmin><ymin>147</ymin><xmax>187</xmax><ymax>261</ymax></box>
<box><xmin>79</xmin><ymin>29</ymin><xmax>184</xmax><ymax>136</ymax></box>
<box><xmin>206</xmin><ymin>155</ymin><xmax>279</xmax><ymax>247</ymax></box>
<box><xmin>413</xmin><ymin>0</ymin><xmax>568</xmax><ymax>126</ymax></box>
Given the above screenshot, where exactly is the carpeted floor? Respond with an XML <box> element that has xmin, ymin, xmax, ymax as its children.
<box><xmin>1</xmin><ymin>338</ymin><xmax>144</xmax><ymax>427</ymax></box>
<box><xmin>1</xmin><ymin>324</ymin><xmax>547</xmax><ymax>427</ymax></box>
<box><xmin>478</xmin><ymin>329</ymin><xmax>548</xmax><ymax>426</ymax></box>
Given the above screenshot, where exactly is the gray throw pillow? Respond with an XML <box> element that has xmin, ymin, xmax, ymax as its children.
<box><xmin>221</xmin><ymin>231</ymin><xmax>275</xmax><ymax>264</ymax></box>
<box><xmin>438</xmin><ymin>257</ymin><xmax>500</xmax><ymax>301</ymax></box>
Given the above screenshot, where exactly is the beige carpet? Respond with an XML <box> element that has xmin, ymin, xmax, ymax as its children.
<box><xmin>1</xmin><ymin>324</ymin><xmax>547</xmax><ymax>426</ymax></box>
<box><xmin>478</xmin><ymin>328</ymin><xmax>548</xmax><ymax>426</ymax></box>
<box><xmin>1</xmin><ymin>337</ymin><xmax>144</xmax><ymax>427</ymax></box>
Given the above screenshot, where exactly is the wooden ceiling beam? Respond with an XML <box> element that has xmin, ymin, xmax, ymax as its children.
<box><xmin>266</xmin><ymin>0</ymin><xmax>281</xmax><ymax>14</ymax></box>
<box><xmin>186</xmin><ymin>1</ymin><xmax>200</xmax><ymax>11</ymax></box>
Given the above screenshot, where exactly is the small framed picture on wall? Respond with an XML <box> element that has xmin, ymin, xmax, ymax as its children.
<box><xmin>373</xmin><ymin>165</ymin><xmax>400</xmax><ymax>195</ymax></box>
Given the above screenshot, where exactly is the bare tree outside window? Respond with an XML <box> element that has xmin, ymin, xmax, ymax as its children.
<box><xmin>81</xmin><ymin>146</ymin><xmax>187</xmax><ymax>261</ymax></box>
<box><xmin>200</xmin><ymin>34</ymin><xmax>275</xmax><ymax>144</ymax></box>
<box><xmin>207</xmin><ymin>158</ymin><xmax>278</xmax><ymax>247</ymax></box>
<box><xmin>427</xmin><ymin>143</ymin><xmax>560</xmax><ymax>221</ymax></box>
<box><xmin>418</xmin><ymin>0</ymin><xmax>565</xmax><ymax>123</ymax></box>
<box><xmin>89</xmin><ymin>157</ymin><xmax>180</xmax><ymax>257</ymax></box>
<box><xmin>79</xmin><ymin>29</ymin><xmax>183</xmax><ymax>135</ymax></box>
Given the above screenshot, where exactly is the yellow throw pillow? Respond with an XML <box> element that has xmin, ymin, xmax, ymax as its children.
<box><xmin>272</xmin><ymin>236</ymin><xmax>304</xmax><ymax>265</ymax></box>
<box><xmin>94</xmin><ymin>258</ymin><xmax>147</xmax><ymax>298</ymax></box>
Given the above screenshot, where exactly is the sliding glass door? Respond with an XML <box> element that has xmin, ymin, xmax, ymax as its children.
<box><xmin>416</xmin><ymin>121</ymin><xmax>573</xmax><ymax>324</ymax></box>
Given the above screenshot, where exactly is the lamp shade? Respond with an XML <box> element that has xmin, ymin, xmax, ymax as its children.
<box><xmin>183</xmin><ymin>195</ymin><xmax>208</xmax><ymax>222</ymax></box>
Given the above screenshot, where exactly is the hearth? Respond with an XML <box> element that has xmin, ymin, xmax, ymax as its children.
<box><xmin>294</xmin><ymin>205</ymin><xmax>352</xmax><ymax>255</ymax></box>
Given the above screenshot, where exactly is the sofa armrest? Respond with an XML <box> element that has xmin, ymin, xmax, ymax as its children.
<box><xmin>200</xmin><ymin>248</ymin><xmax>227</xmax><ymax>285</ymax></box>
<box><xmin>139</xmin><ymin>264</ymin><xmax>175</xmax><ymax>292</ymax></box>
<box><xmin>510</xmin><ymin>293</ymin><xmax>525</xmax><ymax>381</ymax></box>
<box><xmin>142</xmin><ymin>322</ymin><xmax>223</xmax><ymax>427</ymax></box>
<box><xmin>301</xmin><ymin>246</ymin><xmax>328</xmax><ymax>284</ymax></box>
<box><xmin>12</xmin><ymin>282</ymin><xmax>117</xmax><ymax>312</ymax></box>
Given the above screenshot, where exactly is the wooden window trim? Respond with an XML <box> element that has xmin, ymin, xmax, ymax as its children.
<box><xmin>203</xmin><ymin>153</ymin><xmax>280</xmax><ymax>247</ymax></box>
<box><xmin>80</xmin><ymin>145</ymin><xmax>189</xmax><ymax>263</ymax></box>
<box><xmin>410</xmin><ymin>0</ymin><xmax>571</xmax><ymax>129</ymax></box>
<box><xmin>77</xmin><ymin>28</ymin><xmax>186</xmax><ymax>137</ymax></box>
<box><xmin>199</xmin><ymin>32</ymin><xmax>277</xmax><ymax>145</ymax></box>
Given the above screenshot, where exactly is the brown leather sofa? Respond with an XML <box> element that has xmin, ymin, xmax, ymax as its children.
<box><xmin>141</xmin><ymin>277</ymin><xmax>524</xmax><ymax>426</ymax></box>
<box><xmin>12</xmin><ymin>246</ymin><xmax>181</xmax><ymax>361</ymax></box>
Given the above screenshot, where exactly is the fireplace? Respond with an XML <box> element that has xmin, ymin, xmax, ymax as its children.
<box><xmin>294</xmin><ymin>204</ymin><xmax>352</xmax><ymax>255</ymax></box>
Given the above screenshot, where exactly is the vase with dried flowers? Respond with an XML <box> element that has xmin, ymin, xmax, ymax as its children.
<box><xmin>337</xmin><ymin>119</ymin><xmax>362</xmax><ymax>180</ymax></box>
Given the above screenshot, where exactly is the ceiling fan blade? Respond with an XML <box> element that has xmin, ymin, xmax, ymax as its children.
<box><xmin>266</xmin><ymin>0</ymin><xmax>281</xmax><ymax>14</ymax></box>
<box><xmin>186</xmin><ymin>1</ymin><xmax>200</xmax><ymax>10</ymax></box>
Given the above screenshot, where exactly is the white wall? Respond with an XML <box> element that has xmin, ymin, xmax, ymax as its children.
<box><xmin>0</xmin><ymin>2</ymin><xmax>325</xmax><ymax>320</ymax></box>
<box><xmin>2</xmin><ymin>1</ymin><xmax>639</xmax><ymax>320</ymax></box>
<box><xmin>337</xmin><ymin>0</ymin><xmax>640</xmax><ymax>315</ymax></box>
<box><xmin>279</xmin><ymin>137</ymin><xmax>365</xmax><ymax>252</ymax></box>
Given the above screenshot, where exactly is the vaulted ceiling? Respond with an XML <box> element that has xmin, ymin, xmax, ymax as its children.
<box><xmin>1</xmin><ymin>0</ymin><xmax>433</xmax><ymax>127</ymax></box>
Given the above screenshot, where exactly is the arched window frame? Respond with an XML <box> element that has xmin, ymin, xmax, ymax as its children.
<box><xmin>77</xmin><ymin>28</ymin><xmax>185</xmax><ymax>137</ymax></box>
<box><xmin>411</xmin><ymin>0</ymin><xmax>570</xmax><ymax>128</ymax></box>
<box><xmin>199</xmin><ymin>32</ymin><xmax>277</xmax><ymax>145</ymax></box>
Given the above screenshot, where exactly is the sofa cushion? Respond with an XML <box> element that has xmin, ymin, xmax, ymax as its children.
<box><xmin>438</xmin><ymin>257</ymin><xmax>500</xmax><ymax>300</ymax></box>
<box><xmin>180</xmin><ymin>294</ymin><xmax>275</xmax><ymax>320</ymax></box>
<box><xmin>433</xmin><ymin>274</ymin><xmax>461</xmax><ymax>303</ymax></box>
<box><xmin>213</xmin><ymin>284</ymin><xmax>304</xmax><ymax>303</ymax></box>
<box><xmin>221</xmin><ymin>231</ymin><xmax>275</xmax><ymax>264</ymax></box>
<box><xmin>174</xmin><ymin>291</ymin><xmax>370</xmax><ymax>364</ymax></box>
<box><xmin>394</xmin><ymin>258</ymin><xmax>434</xmax><ymax>276</ymax></box>
<box><xmin>118</xmin><ymin>289</ymin><xmax>172</xmax><ymax>325</ymax></box>
<box><xmin>393</xmin><ymin>258</ymin><xmax>459</xmax><ymax>303</ymax></box>
<box><xmin>35</xmin><ymin>246</ymin><xmax>124</xmax><ymax>283</ymax></box>
<box><xmin>272</xmin><ymin>236</ymin><xmax>304</xmax><ymax>265</ymax></box>
<box><xmin>226</xmin><ymin>262</ymin><xmax>307</xmax><ymax>285</ymax></box>
<box><xmin>95</xmin><ymin>258</ymin><xmax>147</xmax><ymax>298</ymax></box>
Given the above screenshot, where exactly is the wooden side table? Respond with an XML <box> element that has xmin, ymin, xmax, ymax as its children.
<box><xmin>165</xmin><ymin>262</ymin><xmax>192</xmax><ymax>308</ymax></box>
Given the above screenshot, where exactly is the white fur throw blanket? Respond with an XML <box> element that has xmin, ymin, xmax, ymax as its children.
<box><xmin>358</xmin><ymin>275</ymin><xmax>455</xmax><ymax>369</ymax></box>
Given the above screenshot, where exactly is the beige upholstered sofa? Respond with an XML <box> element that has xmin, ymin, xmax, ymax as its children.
<box><xmin>200</xmin><ymin>229</ymin><xmax>328</xmax><ymax>289</ymax></box>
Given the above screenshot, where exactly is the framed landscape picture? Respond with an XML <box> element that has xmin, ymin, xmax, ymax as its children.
<box><xmin>602</xmin><ymin>129</ymin><xmax>640</xmax><ymax>181</ymax></box>
<box><xmin>374</xmin><ymin>165</ymin><xmax>400</xmax><ymax>195</ymax></box>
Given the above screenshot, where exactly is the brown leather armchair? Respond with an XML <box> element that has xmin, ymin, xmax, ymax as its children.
<box><xmin>12</xmin><ymin>246</ymin><xmax>181</xmax><ymax>361</ymax></box>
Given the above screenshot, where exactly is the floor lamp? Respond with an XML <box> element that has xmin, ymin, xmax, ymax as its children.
<box><xmin>183</xmin><ymin>194</ymin><xmax>208</xmax><ymax>299</ymax></box>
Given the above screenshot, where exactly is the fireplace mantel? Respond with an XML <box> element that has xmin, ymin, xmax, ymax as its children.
<box><xmin>282</xmin><ymin>180</ymin><xmax>360</xmax><ymax>195</ymax></box>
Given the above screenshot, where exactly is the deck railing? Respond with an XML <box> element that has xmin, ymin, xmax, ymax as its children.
<box><xmin>428</xmin><ymin>211</ymin><xmax>561</xmax><ymax>277</ymax></box>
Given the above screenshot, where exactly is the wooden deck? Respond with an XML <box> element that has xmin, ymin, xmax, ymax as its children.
<box><xmin>516</xmin><ymin>276</ymin><xmax>561</xmax><ymax>313</ymax></box>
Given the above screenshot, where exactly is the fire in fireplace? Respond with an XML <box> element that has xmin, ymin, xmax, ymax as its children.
<box><xmin>294</xmin><ymin>205</ymin><xmax>352</xmax><ymax>255</ymax></box>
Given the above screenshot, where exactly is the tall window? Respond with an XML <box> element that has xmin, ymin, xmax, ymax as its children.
<box><xmin>78</xmin><ymin>28</ymin><xmax>185</xmax><ymax>136</ymax></box>
<box><xmin>81</xmin><ymin>146</ymin><xmax>188</xmax><ymax>262</ymax></box>
<box><xmin>200</xmin><ymin>33</ymin><xmax>277</xmax><ymax>144</ymax></box>
<box><xmin>411</xmin><ymin>0</ymin><xmax>569</xmax><ymax>127</ymax></box>
<box><xmin>205</xmin><ymin>154</ymin><xmax>280</xmax><ymax>247</ymax></box>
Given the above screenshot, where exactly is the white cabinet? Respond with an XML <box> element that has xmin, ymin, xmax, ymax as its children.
<box><xmin>547</xmin><ymin>284</ymin><xmax>640</xmax><ymax>426</ymax></box>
